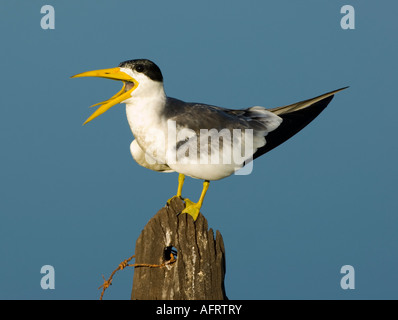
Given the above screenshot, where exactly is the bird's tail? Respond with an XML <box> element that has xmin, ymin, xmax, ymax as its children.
<box><xmin>252</xmin><ymin>87</ymin><xmax>349</xmax><ymax>160</ymax></box>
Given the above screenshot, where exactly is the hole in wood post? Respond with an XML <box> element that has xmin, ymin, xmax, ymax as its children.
<box><xmin>164</xmin><ymin>246</ymin><xmax>178</xmax><ymax>261</ymax></box>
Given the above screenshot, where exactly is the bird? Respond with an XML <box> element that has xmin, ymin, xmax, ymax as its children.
<box><xmin>72</xmin><ymin>59</ymin><xmax>347</xmax><ymax>221</ymax></box>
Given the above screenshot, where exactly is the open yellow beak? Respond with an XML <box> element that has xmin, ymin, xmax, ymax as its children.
<box><xmin>71</xmin><ymin>67</ymin><xmax>138</xmax><ymax>125</ymax></box>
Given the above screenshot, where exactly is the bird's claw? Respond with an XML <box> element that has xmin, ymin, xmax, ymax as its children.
<box><xmin>181</xmin><ymin>198</ymin><xmax>200</xmax><ymax>221</ymax></box>
<box><xmin>166</xmin><ymin>195</ymin><xmax>181</xmax><ymax>206</ymax></box>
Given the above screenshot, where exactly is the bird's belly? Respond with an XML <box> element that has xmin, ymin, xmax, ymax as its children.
<box><xmin>168</xmin><ymin>162</ymin><xmax>238</xmax><ymax>181</ymax></box>
<box><xmin>129</xmin><ymin>120</ymin><xmax>169</xmax><ymax>165</ymax></box>
<box><xmin>130</xmin><ymin>139</ymin><xmax>174</xmax><ymax>172</ymax></box>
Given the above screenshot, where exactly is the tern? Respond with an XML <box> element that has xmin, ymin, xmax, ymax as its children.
<box><xmin>72</xmin><ymin>59</ymin><xmax>347</xmax><ymax>220</ymax></box>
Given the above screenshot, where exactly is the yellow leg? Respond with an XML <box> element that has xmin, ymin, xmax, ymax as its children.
<box><xmin>182</xmin><ymin>180</ymin><xmax>210</xmax><ymax>221</ymax></box>
<box><xmin>176</xmin><ymin>173</ymin><xmax>185</xmax><ymax>197</ymax></box>
<box><xmin>167</xmin><ymin>173</ymin><xmax>185</xmax><ymax>205</ymax></box>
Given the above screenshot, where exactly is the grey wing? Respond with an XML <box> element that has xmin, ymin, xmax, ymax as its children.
<box><xmin>165</xmin><ymin>97</ymin><xmax>282</xmax><ymax>134</ymax></box>
<box><xmin>164</xmin><ymin>97</ymin><xmax>283</xmax><ymax>163</ymax></box>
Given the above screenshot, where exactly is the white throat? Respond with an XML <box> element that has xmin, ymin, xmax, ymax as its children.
<box><xmin>125</xmin><ymin>81</ymin><xmax>167</xmax><ymax>147</ymax></box>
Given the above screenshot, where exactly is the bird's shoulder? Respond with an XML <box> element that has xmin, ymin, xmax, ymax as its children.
<box><xmin>163</xmin><ymin>97</ymin><xmax>252</xmax><ymax>130</ymax></box>
<box><xmin>163</xmin><ymin>97</ymin><xmax>281</xmax><ymax>133</ymax></box>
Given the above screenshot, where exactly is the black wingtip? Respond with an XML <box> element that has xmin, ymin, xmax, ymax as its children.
<box><xmin>253</xmin><ymin>90</ymin><xmax>341</xmax><ymax>159</ymax></box>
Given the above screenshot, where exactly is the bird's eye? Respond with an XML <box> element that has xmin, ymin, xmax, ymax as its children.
<box><xmin>135</xmin><ymin>65</ymin><xmax>144</xmax><ymax>72</ymax></box>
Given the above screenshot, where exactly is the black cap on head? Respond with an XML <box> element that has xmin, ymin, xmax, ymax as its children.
<box><xmin>118</xmin><ymin>59</ymin><xmax>163</xmax><ymax>82</ymax></box>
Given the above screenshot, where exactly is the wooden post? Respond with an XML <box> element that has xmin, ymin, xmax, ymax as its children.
<box><xmin>131</xmin><ymin>197</ymin><xmax>227</xmax><ymax>300</ymax></box>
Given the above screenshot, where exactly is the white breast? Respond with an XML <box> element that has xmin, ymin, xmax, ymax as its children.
<box><xmin>125</xmin><ymin>91</ymin><xmax>169</xmax><ymax>165</ymax></box>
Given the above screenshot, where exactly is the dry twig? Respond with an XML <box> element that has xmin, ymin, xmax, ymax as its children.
<box><xmin>99</xmin><ymin>253</ymin><xmax>176</xmax><ymax>300</ymax></box>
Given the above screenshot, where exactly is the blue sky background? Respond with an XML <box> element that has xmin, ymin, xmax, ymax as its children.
<box><xmin>1</xmin><ymin>1</ymin><xmax>397</xmax><ymax>300</ymax></box>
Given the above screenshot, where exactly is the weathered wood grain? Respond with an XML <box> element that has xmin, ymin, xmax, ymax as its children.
<box><xmin>131</xmin><ymin>197</ymin><xmax>227</xmax><ymax>300</ymax></box>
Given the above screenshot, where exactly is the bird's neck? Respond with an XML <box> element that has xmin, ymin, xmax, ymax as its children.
<box><xmin>125</xmin><ymin>86</ymin><xmax>167</xmax><ymax>142</ymax></box>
